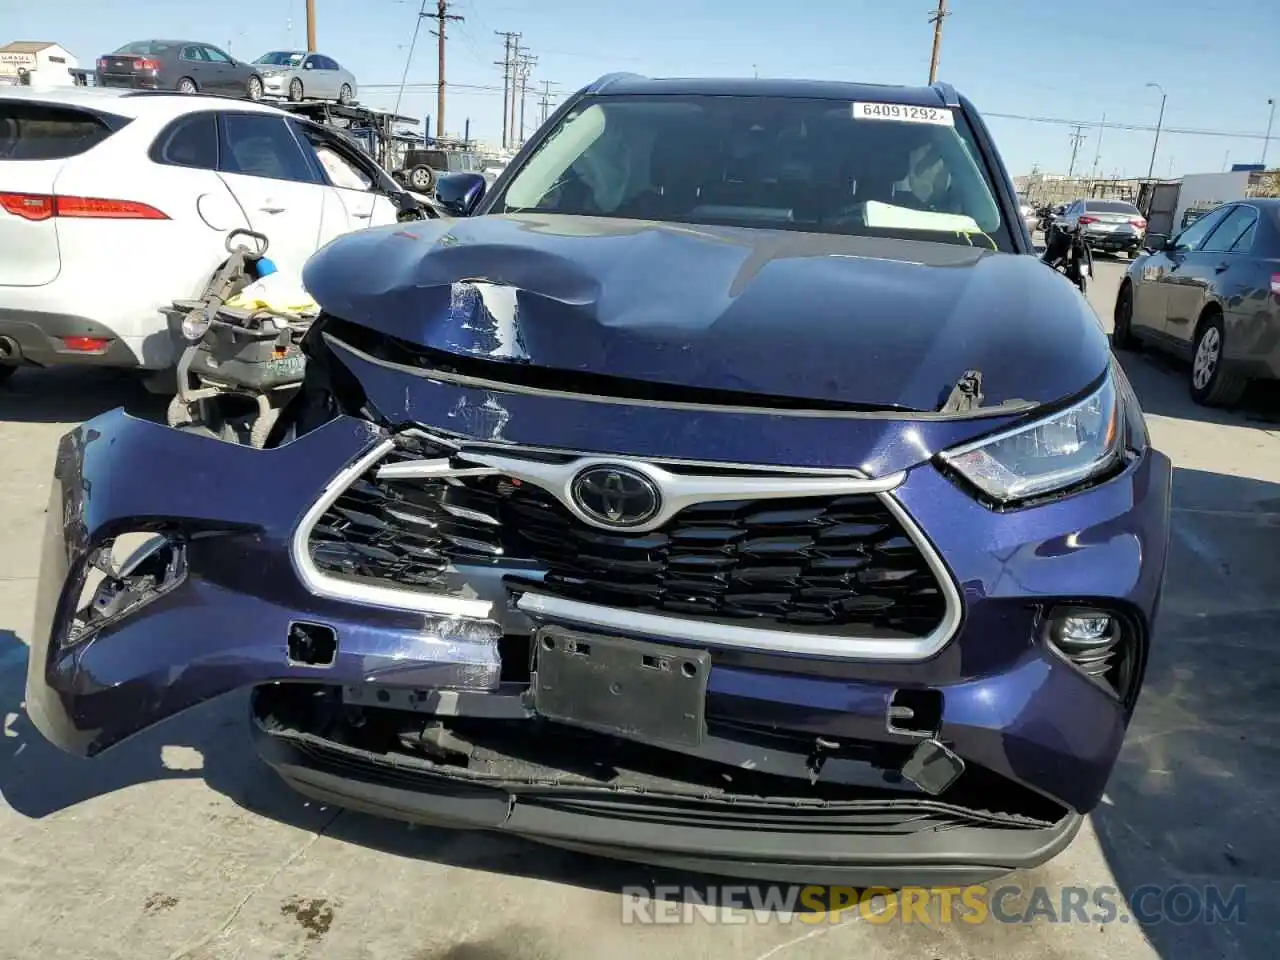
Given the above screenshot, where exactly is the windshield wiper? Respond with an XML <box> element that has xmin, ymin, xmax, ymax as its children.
<box><xmin>937</xmin><ymin>369</ymin><xmax>1033</xmax><ymax>415</ymax></box>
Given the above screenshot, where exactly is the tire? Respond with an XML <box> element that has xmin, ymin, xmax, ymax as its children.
<box><xmin>1111</xmin><ymin>280</ymin><xmax>1139</xmax><ymax>351</ymax></box>
<box><xmin>289</xmin><ymin>78</ymin><xmax>304</xmax><ymax>102</ymax></box>
<box><xmin>338</xmin><ymin>83</ymin><xmax>353</xmax><ymax>105</ymax></box>
<box><xmin>408</xmin><ymin>164</ymin><xmax>435</xmax><ymax>191</ymax></box>
<box><xmin>1190</xmin><ymin>310</ymin><xmax>1248</xmax><ymax>407</ymax></box>
<box><xmin>177</xmin><ymin>77</ymin><xmax>198</xmax><ymax>94</ymax></box>
<box><xmin>246</xmin><ymin>75</ymin><xmax>264</xmax><ymax>101</ymax></box>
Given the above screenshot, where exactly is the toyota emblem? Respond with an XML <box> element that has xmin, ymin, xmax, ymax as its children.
<box><xmin>571</xmin><ymin>465</ymin><xmax>661</xmax><ymax>528</ymax></box>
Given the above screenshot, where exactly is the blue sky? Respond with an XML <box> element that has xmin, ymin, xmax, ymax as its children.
<box><xmin>5</xmin><ymin>0</ymin><xmax>1277</xmax><ymax>177</ymax></box>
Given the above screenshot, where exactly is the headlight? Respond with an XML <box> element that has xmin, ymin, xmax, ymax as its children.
<box><xmin>939</xmin><ymin>373</ymin><xmax>1122</xmax><ymax>503</ymax></box>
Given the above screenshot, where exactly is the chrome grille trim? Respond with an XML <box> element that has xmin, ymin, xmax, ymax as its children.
<box><xmin>515</xmin><ymin>491</ymin><xmax>962</xmax><ymax>661</ymax></box>
<box><xmin>289</xmin><ymin>435</ymin><xmax>964</xmax><ymax>660</ymax></box>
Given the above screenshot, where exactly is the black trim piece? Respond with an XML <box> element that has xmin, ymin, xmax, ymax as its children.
<box><xmin>253</xmin><ymin>717</ymin><xmax>1083</xmax><ymax>886</ymax></box>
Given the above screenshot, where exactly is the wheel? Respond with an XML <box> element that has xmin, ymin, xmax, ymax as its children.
<box><xmin>338</xmin><ymin>83</ymin><xmax>353</xmax><ymax>105</ymax></box>
<box><xmin>289</xmin><ymin>78</ymin><xmax>304</xmax><ymax>102</ymax></box>
<box><xmin>246</xmin><ymin>75</ymin><xmax>264</xmax><ymax>101</ymax></box>
<box><xmin>176</xmin><ymin>76</ymin><xmax>198</xmax><ymax>94</ymax></box>
<box><xmin>1190</xmin><ymin>310</ymin><xmax>1248</xmax><ymax>407</ymax></box>
<box><xmin>1111</xmin><ymin>281</ymin><xmax>1139</xmax><ymax>351</ymax></box>
<box><xmin>0</xmin><ymin>365</ymin><xmax>16</xmax><ymax>387</ymax></box>
<box><xmin>408</xmin><ymin>164</ymin><xmax>435</xmax><ymax>191</ymax></box>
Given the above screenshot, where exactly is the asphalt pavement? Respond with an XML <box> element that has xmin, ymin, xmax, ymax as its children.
<box><xmin>0</xmin><ymin>255</ymin><xmax>1277</xmax><ymax>960</ymax></box>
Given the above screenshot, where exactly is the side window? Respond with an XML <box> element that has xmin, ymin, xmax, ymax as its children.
<box><xmin>1230</xmin><ymin>222</ymin><xmax>1257</xmax><ymax>254</ymax></box>
<box><xmin>180</xmin><ymin>46</ymin><xmax>207</xmax><ymax>62</ymax></box>
<box><xmin>292</xmin><ymin>121</ymin><xmax>375</xmax><ymax>191</ymax></box>
<box><xmin>319</xmin><ymin>56</ymin><xmax>338</xmax><ymax>70</ymax></box>
<box><xmin>1171</xmin><ymin>205</ymin><xmax>1234</xmax><ymax>252</ymax></box>
<box><xmin>203</xmin><ymin>46</ymin><xmax>233</xmax><ymax>65</ymax></box>
<box><xmin>149</xmin><ymin>112</ymin><xmax>218</xmax><ymax>169</ymax></box>
<box><xmin>326</xmin><ymin>57</ymin><xmax>342</xmax><ymax>70</ymax></box>
<box><xmin>1202</xmin><ymin>206</ymin><xmax>1258</xmax><ymax>254</ymax></box>
<box><xmin>219</xmin><ymin>114</ymin><xmax>318</xmax><ymax>183</ymax></box>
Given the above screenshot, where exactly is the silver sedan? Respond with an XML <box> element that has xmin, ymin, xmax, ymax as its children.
<box><xmin>253</xmin><ymin>50</ymin><xmax>357</xmax><ymax>104</ymax></box>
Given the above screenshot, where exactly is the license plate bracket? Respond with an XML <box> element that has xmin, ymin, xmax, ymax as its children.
<box><xmin>532</xmin><ymin>625</ymin><xmax>709</xmax><ymax>748</ymax></box>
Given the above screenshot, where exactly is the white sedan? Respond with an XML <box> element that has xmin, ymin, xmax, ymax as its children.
<box><xmin>0</xmin><ymin>86</ymin><xmax>409</xmax><ymax>386</ymax></box>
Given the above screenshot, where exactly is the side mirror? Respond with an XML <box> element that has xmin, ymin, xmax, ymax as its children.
<box><xmin>435</xmin><ymin>172</ymin><xmax>486</xmax><ymax>217</ymax></box>
<box><xmin>1145</xmin><ymin>233</ymin><xmax>1169</xmax><ymax>252</ymax></box>
<box><xmin>303</xmin><ymin>61</ymin><xmax>314</xmax><ymax>70</ymax></box>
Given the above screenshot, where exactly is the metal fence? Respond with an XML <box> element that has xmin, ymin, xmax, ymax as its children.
<box><xmin>1016</xmin><ymin>176</ymin><xmax>1144</xmax><ymax>207</ymax></box>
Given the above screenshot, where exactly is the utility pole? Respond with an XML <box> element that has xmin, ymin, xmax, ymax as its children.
<box><xmin>538</xmin><ymin>80</ymin><xmax>556</xmax><ymax>125</ymax></box>
<box><xmin>430</xmin><ymin>0</ymin><xmax>464</xmax><ymax>139</ymax></box>
<box><xmin>516</xmin><ymin>52</ymin><xmax>536</xmax><ymax>145</ymax></box>
<box><xmin>306</xmin><ymin>0</ymin><xmax>317</xmax><ymax>51</ymax></box>
<box><xmin>1264</xmin><ymin>98</ymin><xmax>1275</xmax><ymax>168</ymax></box>
<box><xmin>494</xmin><ymin>31</ymin><xmax>519</xmax><ymax>149</ymax></box>
<box><xmin>1091</xmin><ymin>113</ymin><xmax>1106</xmax><ymax>179</ymax></box>
<box><xmin>1067</xmin><ymin>124</ymin><xmax>1087</xmax><ymax>178</ymax></box>
<box><xmin>1145</xmin><ymin>82</ymin><xmax>1167</xmax><ymax>181</ymax></box>
<box><xmin>507</xmin><ymin>38</ymin><xmax>522</xmax><ymax>150</ymax></box>
<box><xmin>927</xmin><ymin>0</ymin><xmax>949</xmax><ymax>84</ymax></box>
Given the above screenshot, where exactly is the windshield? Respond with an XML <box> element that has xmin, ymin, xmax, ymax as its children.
<box><xmin>496</xmin><ymin>94</ymin><xmax>1010</xmax><ymax>249</ymax></box>
<box><xmin>255</xmin><ymin>51</ymin><xmax>306</xmax><ymax>66</ymax></box>
<box><xmin>1086</xmin><ymin>200</ymin><xmax>1141</xmax><ymax>215</ymax></box>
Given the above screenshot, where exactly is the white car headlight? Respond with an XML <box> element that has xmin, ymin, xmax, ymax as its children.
<box><xmin>939</xmin><ymin>373</ymin><xmax>1122</xmax><ymax>503</ymax></box>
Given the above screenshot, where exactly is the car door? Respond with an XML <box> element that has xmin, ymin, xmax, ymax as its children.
<box><xmin>305</xmin><ymin>121</ymin><xmax>400</xmax><ymax>225</ymax></box>
<box><xmin>1141</xmin><ymin>203</ymin><xmax>1239</xmax><ymax>343</ymax></box>
<box><xmin>1164</xmin><ymin>204</ymin><xmax>1259</xmax><ymax>347</ymax></box>
<box><xmin>200</xmin><ymin>44</ymin><xmax>236</xmax><ymax>94</ymax></box>
<box><xmin>1157</xmin><ymin>204</ymin><xmax>1239</xmax><ymax>341</ymax></box>
<box><xmin>215</xmin><ymin>112</ymin><xmax>327</xmax><ymax>277</ymax></box>
<box><xmin>301</xmin><ymin>55</ymin><xmax>333</xmax><ymax>100</ymax></box>
<box><xmin>177</xmin><ymin>45</ymin><xmax>214</xmax><ymax>91</ymax></box>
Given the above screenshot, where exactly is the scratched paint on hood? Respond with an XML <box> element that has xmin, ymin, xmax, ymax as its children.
<box><xmin>448</xmin><ymin>280</ymin><xmax>527</xmax><ymax>360</ymax></box>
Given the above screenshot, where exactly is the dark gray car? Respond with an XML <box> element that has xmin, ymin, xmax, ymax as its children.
<box><xmin>96</xmin><ymin>40</ymin><xmax>264</xmax><ymax>100</ymax></box>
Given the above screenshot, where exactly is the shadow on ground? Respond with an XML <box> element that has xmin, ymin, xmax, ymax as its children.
<box><xmin>0</xmin><ymin>368</ymin><xmax>167</xmax><ymax>425</ymax></box>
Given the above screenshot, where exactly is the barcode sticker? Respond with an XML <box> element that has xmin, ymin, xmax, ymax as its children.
<box><xmin>852</xmin><ymin>102</ymin><xmax>955</xmax><ymax>126</ymax></box>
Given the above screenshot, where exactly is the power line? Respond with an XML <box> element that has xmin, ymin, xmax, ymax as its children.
<box><xmin>429</xmin><ymin>0</ymin><xmax>465</xmax><ymax>139</ymax></box>
<box><xmin>927</xmin><ymin>0</ymin><xmax>949</xmax><ymax>85</ymax></box>
<box><xmin>392</xmin><ymin>0</ymin><xmax>431</xmax><ymax>121</ymax></box>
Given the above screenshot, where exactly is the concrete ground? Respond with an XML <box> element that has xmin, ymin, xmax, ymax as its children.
<box><xmin>1</xmin><ymin>256</ymin><xmax>1277</xmax><ymax>960</ymax></box>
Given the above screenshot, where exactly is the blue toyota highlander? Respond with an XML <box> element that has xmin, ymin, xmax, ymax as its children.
<box><xmin>27</xmin><ymin>75</ymin><xmax>1172</xmax><ymax>885</ymax></box>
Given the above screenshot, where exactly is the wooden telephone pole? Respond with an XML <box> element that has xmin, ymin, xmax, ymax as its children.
<box><xmin>927</xmin><ymin>0</ymin><xmax>949</xmax><ymax>84</ymax></box>
<box><xmin>516</xmin><ymin>53</ymin><xmax>536</xmax><ymax>145</ymax></box>
<box><xmin>305</xmin><ymin>0</ymin><xmax>317</xmax><ymax>51</ymax></box>
<box><xmin>431</xmin><ymin>0</ymin><xmax>464</xmax><ymax>139</ymax></box>
<box><xmin>494</xmin><ymin>31</ymin><xmax>520</xmax><ymax>149</ymax></box>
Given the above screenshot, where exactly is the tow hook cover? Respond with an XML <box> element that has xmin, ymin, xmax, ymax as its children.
<box><xmin>900</xmin><ymin>737</ymin><xmax>965</xmax><ymax>796</ymax></box>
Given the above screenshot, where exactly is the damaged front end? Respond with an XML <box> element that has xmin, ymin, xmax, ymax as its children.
<box><xmin>27</xmin><ymin>227</ymin><xmax>1170</xmax><ymax>882</ymax></box>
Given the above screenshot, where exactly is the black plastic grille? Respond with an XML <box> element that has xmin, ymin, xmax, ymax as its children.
<box><xmin>307</xmin><ymin>449</ymin><xmax>948</xmax><ymax>638</ymax></box>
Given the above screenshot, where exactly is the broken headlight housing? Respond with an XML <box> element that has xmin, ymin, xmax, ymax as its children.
<box><xmin>939</xmin><ymin>371</ymin><xmax>1122</xmax><ymax>505</ymax></box>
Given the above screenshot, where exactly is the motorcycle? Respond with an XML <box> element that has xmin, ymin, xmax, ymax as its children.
<box><xmin>164</xmin><ymin>229</ymin><xmax>312</xmax><ymax>447</ymax></box>
<box><xmin>1040</xmin><ymin>220</ymin><xmax>1093</xmax><ymax>295</ymax></box>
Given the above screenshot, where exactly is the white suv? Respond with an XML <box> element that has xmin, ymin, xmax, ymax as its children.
<box><xmin>0</xmin><ymin>87</ymin><xmax>411</xmax><ymax>385</ymax></box>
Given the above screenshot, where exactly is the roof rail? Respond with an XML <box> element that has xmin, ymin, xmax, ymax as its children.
<box><xmin>931</xmin><ymin>81</ymin><xmax>960</xmax><ymax>107</ymax></box>
<box><xmin>588</xmin><ymin>72</ymin><xmax>648</xmax><ymax>93</ymax></box>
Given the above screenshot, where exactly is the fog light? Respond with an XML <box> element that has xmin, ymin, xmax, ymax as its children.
<box><xmin>1045</xmin><ymin>607</ymin><xmax>1139</xmax><ymax>702</ymax></box>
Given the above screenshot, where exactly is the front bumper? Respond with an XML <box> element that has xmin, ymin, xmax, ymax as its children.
<box><xmin>27</xmin><ymin>409</ymin><xmax>1170</xmax><ymax>881</ymax></box>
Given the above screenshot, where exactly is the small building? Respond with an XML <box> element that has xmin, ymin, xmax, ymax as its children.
<box><xmin>0</xmin><ymin>41</ymin><xmax>79</xmax><ymax>88</ymax></box>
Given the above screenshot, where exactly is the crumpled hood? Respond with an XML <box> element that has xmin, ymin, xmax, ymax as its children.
<box><xmin>303</xmin><ymin>213</ymin><xmax>1110</xmax><ymax>412</ymax></box>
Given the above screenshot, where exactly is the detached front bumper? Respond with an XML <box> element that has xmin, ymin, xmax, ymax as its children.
<box><xmin>28</xmin><ymin>409</ymin><xmax>1169</xmax><ymax>883</ymax></box>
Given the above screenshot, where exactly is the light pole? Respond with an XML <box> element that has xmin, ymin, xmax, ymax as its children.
<box><xmin>1264</xmin><ymin>98</ymin><xmax>1276</xmax><ymax>168</ymax></box>
<box><xmin>1145</xmin><ymin>82</ymin><xmax>1167</xmax><ymax>181</ymax></box>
